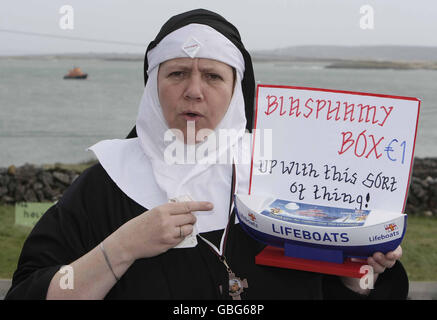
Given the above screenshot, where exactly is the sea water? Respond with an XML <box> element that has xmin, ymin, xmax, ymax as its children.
<box><xmin>0</xmin><ymin>57</ymin><xmax>436</xmax><ymax>167</ymax></box>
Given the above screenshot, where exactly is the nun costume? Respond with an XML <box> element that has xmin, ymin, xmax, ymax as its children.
<box><xmin>5</xmin><ymin>9</ymin><xmax>408</xmax><ymax>300</ymax></box>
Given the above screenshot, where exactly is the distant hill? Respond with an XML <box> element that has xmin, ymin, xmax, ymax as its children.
<box><xmin>4</xmin><ymin>46</ymin><xmax>437</xmax><ymax>65</ymax></box>
<box><xmin>251</xmin><ymin>45</ymin><xmax>437</xmax><ymax>62</ymax></box>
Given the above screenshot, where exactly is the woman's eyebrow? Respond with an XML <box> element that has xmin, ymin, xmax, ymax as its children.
<box><xmin>163</xmin><ymin>61</ymin><xmax>226</xmax><ymax>74</ymax></box>
<box><xmin>165</xmin><ymin>63</ymin><xmax>192</xmax><ymax>71</ymax></box>
<box><xmin>165</xmin><ymin>65</ymin><xmax>224</xmax><ymax>75</ymax></box>
<box><xmin>198</xmin><ymin>66</ymin><xmax>225</xmax><ymax>74</ymax></box>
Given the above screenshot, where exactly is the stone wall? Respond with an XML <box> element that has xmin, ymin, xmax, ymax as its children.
<box><xmin>0</xmin><ymin>158</ymin><xmax>436</xmax><ymax>215</ymax></box>
<box><xmin>405</xmin><ymin>158</ymin><xmax>437</xmax><ymax>216</ymax></box>
<box><xmin>0</xmin><ymin>164</ymin><xmax>81</xmax><ymax>204</ymax></box>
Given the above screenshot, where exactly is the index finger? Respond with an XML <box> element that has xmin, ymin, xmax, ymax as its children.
<box><xmin>167</xmin><ymin>201</ymin><xmax>214</xmax><ymax>215</ymax></box>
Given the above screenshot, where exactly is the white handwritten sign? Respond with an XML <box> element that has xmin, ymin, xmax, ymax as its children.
<box><xmin>250</xmin><ymin>85</ymin><xmax>421</xmax><ymax>213</ymax></box>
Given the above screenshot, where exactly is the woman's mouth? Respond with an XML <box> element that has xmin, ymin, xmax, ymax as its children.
<box><xmin>181</xmin><ymin>111</ymin><xmax>203</xmax><ymax>121</ymax></box>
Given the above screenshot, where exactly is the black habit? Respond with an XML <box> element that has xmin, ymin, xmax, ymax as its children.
<box><xmin>5</xmin><ymin>163</ymin><xmax>409</xmax><ymax>300</ymax></box>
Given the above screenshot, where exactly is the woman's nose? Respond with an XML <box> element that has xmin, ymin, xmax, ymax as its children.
<box><xmin>184</xmin><ymin>73</ymin><xmax>204</xmax><ymax>101</ymax></box>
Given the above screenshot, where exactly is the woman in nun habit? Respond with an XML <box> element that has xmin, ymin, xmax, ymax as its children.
<box><xmin>6</xmin><ymin>9</ymin><xmax>408</xmax><ymax>300</ymax></box>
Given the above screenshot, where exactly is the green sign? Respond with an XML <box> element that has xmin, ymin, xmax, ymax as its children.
<box><xmin>15</xmin><ymin>202</ymin><xmax>54</xmax><ymax>228</ymax></box>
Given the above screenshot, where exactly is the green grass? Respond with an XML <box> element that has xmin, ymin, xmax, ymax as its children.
<box><xmin>0</xmin><ymin>204</ymin><xmax>33</xmax><ymax>278</ymax></box>
<box><xmin>0</xmin><ymin>160</ymin><xmax>96</xmax><ymax>279</ymax></box>
<box><xmin>401</xmin><ymin>215</ymin><xmax>437</xmax><ymax>281</ymax></box>
<box><xmin>1</xmin><ymin>204</ymin><xmax>437</xmax><ymax>280</ymax></box>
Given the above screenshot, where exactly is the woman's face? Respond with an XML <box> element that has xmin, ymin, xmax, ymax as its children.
<box><xmin>157</xmin><ymin>57</ymin><xmax>234</xmax><ymax>143</ymax></box>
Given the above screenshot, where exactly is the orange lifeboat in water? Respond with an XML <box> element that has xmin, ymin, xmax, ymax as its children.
<box><xmin>63</xmin><ymin>67</ymin><xmax>88</xmax><ymax>79</ymax></box>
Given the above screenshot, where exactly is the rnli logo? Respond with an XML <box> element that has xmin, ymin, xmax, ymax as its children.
<box><xmin>384</xmin><ymin>223</ymin><xmax>398</xmax><ymax>232</ymax></box>
<box><xmin>242</xmin><ymin>212</ymin><xmax>258</xmax><ymax>229</ymax></box>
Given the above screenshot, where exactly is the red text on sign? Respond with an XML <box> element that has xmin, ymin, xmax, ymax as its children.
<box><xmin>338</xmin><ymin>130</ymin><xmax>384</xmax><ymax>159</ymax></box>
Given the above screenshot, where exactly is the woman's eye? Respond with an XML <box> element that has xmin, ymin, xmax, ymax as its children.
<box><xmin>206</xmin><ymin>73</ymin><xmax>223</xmax><ymax>80</ymax></box>
<box><xmin>168</xmin><ymin>71</ymin><xmax>185</xmax><ymax>78</ymax></box>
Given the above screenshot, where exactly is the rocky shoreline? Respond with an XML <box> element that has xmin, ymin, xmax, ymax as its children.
<box><xmin>0</xmin><ymin>158</ymin><xmax>436</xmax><ymax>216</ymax></box>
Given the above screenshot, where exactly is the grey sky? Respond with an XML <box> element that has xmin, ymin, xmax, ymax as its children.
<box><xmin>1</xmin><ymin>0</ymin><xmax>437</xmax><ymax>55</ymax></box>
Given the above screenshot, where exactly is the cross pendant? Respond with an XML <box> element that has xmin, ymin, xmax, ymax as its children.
<box><xmin>228</xmin><ymin>272</ymin><xmax>248</xmax><ymax>300</ymax></box>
